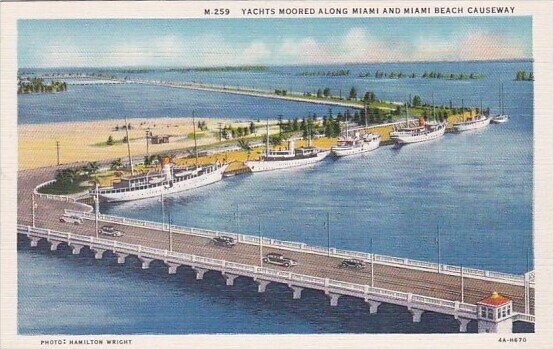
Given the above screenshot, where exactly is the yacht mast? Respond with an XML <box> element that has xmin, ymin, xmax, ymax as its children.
<box><xmin>124</xmin><ymin>114</ymin><xmax>134</xmax><ymax>175</ymax></box>
<box><xmin>265</xmin><ymin>118</ymin><xmax>269</xmax><ymax>156</ymax></box>
<box><xmin>500</xmin><ymin>84</ymin><xmax>504</xmax><ymax>115</ymax></box>
<box><xmin>345</xmin><ymin>110</ymin><xmax>349</xmax><ymax>137</ymax></box>
<box><xmin>405</xmin><ymin>100</ymin><xmax>409</xmax><ymax>126</ymax></box>
<box><xmin>192</xmin><ymin>111</ymin><xmax>199</xmax><ymax>167</ymax></box>
<box><xmin>432</xmin><ymin>93</ymin><xmax>436</xmax><ymax>122</ymax></box>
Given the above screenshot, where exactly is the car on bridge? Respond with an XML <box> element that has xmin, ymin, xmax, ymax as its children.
<box><xmin>59</xmin><ymin>214</ymin><xmax>83</xmax><ymax>225</ymax></box>
<box><xmin>99</xmin><ymin>225</ymin><xmax>124</xmax><ymax>237</ymax></box>
<box><xmin>339</xmin><ymin>258</ymin><xmax>366</xmax><ymax>269</ymax></box>
<box><xmin>262</xmin><ymin>253</ymin><xmax>298</xmax><ymax>267</ymax></box>
<box><xmin>211</xmin><ymin>236</ymin><xmax>237</xmax><ymax>247</ymax></box>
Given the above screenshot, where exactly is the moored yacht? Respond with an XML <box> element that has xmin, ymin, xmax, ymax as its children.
<box><xmin>332</xmin><ymin>132</ymin><xmax>381</xmax><ymax>157</ymax></box>
<box><xmin>453</xmin><ymin>100</ymin><xmax>490</xmax><ymax>132</ymax></box>
<box><xmin>93</xmin><ymin>114</ymin><xmax>228</xmax><ymax>202</ymax></box>
<box><xmin>453</xmin><ymin>114</ymin><xmax>491</xmax><ymax>132</ymax></box>
<box><xmin>245</xmin><ymin>119</ymin><xmax>330</xmax><ymax>172</ymax></box>
<box><xmin>93</xmin><ymin>157</ymin><xmax>228</xmax><ymax>202</ymax></box>
<box><xmin>491</xmin><ymin>84</ymin><xmax>509</xmax><ymax>124</ymax></box>
<box><xmin>390</xmin><ymin>102</ymin><xmax>446</xmax><ymax>145</ymax></box>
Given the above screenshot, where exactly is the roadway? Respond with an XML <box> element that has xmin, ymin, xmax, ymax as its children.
<box><xmin>17</xmin><ymin>167</ymin><xmax>534</xmax><ymax>315</ymax></box>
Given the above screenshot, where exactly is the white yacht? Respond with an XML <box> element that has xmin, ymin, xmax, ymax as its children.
<box><xmin>453</xmin><ymin>114</ymin><xmax>490</xmax><ymax>132</ymax></box>
<box><xmin>246</xmin><ymin>139</ymin><xmax>330</xmax><ymax>172</ymax></box>
<box><xmin>94</xmin><ymin>158</ymin><xmax>228</xmax><ymax>202</ymax></box>
<box><xmin>245</xmin><ymin>120</ymin><xmax>329</xmax><ymax>172</ymax></box>
<box><xmin>332</xmin><ymin>132</ymin><xmax>381</xmax><ymax>157</ymax></box>
<box><xmin>93</xmin><ymin>114</ymin><xmax>228</xmax><ymax>202</ymax></box>
<box><xmin>390</xmin><ymin>103</ymin><xmax>446</xmax><ymax>145</ymax></box>
<box><xmin>491</xmin><ymin>84</ymin><xmax>509</xmax><ymax>124</ymax></box>
<box><xmin>453</xmin><ymin>99</ymin><xmax>490</xmax><ymax>132</ymax></box>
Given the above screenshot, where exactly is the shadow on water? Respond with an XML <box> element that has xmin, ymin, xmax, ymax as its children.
<box><xmin>17</xmin><ymin>236</ymin><xmax>534</xmax><ymax>335</ymax></box>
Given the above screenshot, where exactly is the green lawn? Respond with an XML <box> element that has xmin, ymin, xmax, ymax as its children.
<box><xmin>37</xmin><ymin>181</ymin><xmax>91</xmax><ymax>195</ymax></box>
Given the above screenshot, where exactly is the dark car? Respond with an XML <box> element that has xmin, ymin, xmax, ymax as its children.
<box><xmin>212</xmin><ymin>236</ymin><xmax>237</xmax><ymax>247</ymax></box>
<box><xmin>262</xmin><ymin>253</ymin><xmax>298</xmax><ymax>267</ymax></box>
<box><xmin>339</xmin><ymin>258</ymin><xmax>366</xmax><ymax>269</ymax></box>
<box><xmin>99</xmin><ymin>225</ymin><xmax>124</xmax><ymax>237</ymax></box>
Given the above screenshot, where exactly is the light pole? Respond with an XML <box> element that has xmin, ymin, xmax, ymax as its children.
<box><xmin>94</xmin><ymin>182</ymin><xmax>99</xmax><ymax>238</ymax></box>
<box><xmin>160</xmin><ymin>191</ymin><xmax>165</xmax><ymax>231</ymax></box>
<box><xmin>259</xmin><ymin>219</ymin><xmax>263</xmax><ymax>267</ymax></box>
<box><xmin>460</xmin><ymin>263</ymin><xmax>465</xmax><ymax>303</ymax></box>
<box><xmin>370</xmin><ymin>237</ymin><xmax>374</xmax><ymax>288</ymax></box>
<box><xmin>436</xmin><ymin>224</ymin><xmax>441</xmax><ymax>273</ymax></box>
<box><xmin>326</xmin><ymin>212</ymin><xmax>331</xmax><ymax>257</ymax></box>
<box><xmin>168</xmin><ymin>209</ymin><xmax>173</xmax><ymax>252</ymax></box>
<box><xmin>31</xmin><ymin>193</ymin><xmax>36</xmax><ymax>228</ymax></box>
<box><xmin>56</xmin><ymin>140</ymin><xmax>60</xmax><ymax>166</ymax></box>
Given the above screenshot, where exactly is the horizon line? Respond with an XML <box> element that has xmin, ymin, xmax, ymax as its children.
<box><xmin>18</xmin><ymin>58</ymin><xmax>534</xmax><ymax>70</ymax></box>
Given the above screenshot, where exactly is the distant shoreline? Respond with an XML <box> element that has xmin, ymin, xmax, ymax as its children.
<box><xmin>18</xmin><ymin>58</ymin><xmax>533</xmax><ymax>71</ymax></box>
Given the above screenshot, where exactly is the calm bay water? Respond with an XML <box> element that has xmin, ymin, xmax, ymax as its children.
<box><xmin>18</xmin><ymin>61</ymin><xmax>534</xmax><ymax>334</ymax></box>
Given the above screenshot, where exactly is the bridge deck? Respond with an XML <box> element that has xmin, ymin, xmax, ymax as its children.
<box><xmin>17</xmin><ymin>168</ymin><xmax>534</xmax><ymax>316</ymax></box>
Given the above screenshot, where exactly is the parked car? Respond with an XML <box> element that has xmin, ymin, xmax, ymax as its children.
<box><xmin>59</xmin><ymin>215</ymin><xmax>83</xmax><ymax>225</ymax></box>
<box><xmin>262</xmin><ymin>253</ymin><xmax>297</xmax><ymax>267</ymax></box>
<box><xmin>99</xmin><ymin>225</ymin><xmax>124</xmax><ymax>237</ymax></box>
<box><xmin>339</xmin><ymin>258</ymin><xmax>366</xmax><ymax>269</ymax></box>
<box><xmin>212</xmin><ymin>236</ymin><xmax>237</xmax><ymax>247</ymax></box>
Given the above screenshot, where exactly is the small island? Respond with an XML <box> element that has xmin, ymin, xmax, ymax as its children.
<box><xmin>18</xmin><ymin>77</ymin><xmax>68</xmax><ymax>94</ymax></box>
<box><xmin>515</xmin><ymin>71</ymin><xmax>534</xmax><ymax>81</ymax></box>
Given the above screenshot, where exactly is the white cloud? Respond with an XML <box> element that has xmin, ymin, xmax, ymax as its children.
<box><xmin>29</xmin><ymin>28</ymin><xmax>530</xmax><ymax>68</ymax></box>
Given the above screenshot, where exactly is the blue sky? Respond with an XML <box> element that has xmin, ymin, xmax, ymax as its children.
<box><xmin>18</xmin><ymin>17</ymin><xmax>532</xmax><ymax>68</ymax></box>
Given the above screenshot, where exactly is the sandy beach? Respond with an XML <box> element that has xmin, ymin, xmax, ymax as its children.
<box><xmin>18</xmin><ymin>117</ymin><xmax>262</xmax><ymax>170</ymax></box>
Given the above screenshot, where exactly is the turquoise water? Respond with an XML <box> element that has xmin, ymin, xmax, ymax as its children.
<box><xmin>18</xmin><ymin>61</ymin><xmax>534</xmax><ymax>334</ymax></box>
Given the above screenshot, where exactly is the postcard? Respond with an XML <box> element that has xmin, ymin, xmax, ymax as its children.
<box><xmin>0</xmin><ymin>1</ymin><xmax>552</xmax><ymax>348</ymax></box>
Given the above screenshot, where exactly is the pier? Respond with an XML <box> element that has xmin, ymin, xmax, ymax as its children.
<box><xmin>18</xmin><ymin>167</ymin><xmax>535</xmax><ymax>333</ymax></box>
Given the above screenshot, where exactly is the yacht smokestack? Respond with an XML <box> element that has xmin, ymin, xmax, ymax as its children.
<box><xmin>161</xmin><ymin>156</ymin><xmax>172</xmax><ymax>181</ymax></box>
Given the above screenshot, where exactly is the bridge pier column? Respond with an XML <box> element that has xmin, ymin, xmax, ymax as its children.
<box><xmin>221</xmin><ymin>273</ymin><xmax>238</xmax><ymax>286</ymax></box>
<box><xmin>365</xmin><ymin>300</ymin><xmax>382</xmax><ymax>314</ymax></box>
<box><xmin>116</xmin><ymin>253</ymin><xmax>128</xmax><ymax>264</ymax></box>
<box><xmin>457</xmin><ymin>318</ymin><xmax>471</xmax><ymax>333</ymax></box>
<box><xmin>166</xmin><ymin>263</ymin><xmax>180</xmax><ymax>274</ymax></box>
<box><xmin>256</xmin><ymin>279</ymin><xmax>271</xmax><ymax>293</ymax></box>
<box><xmin>409</xmin><ymin>308</ymin><xmax>424</xmax><ymax>323</ymax></box>
<box><xmin>138</xmin><ymin>257</ymin><xmax>153</xmax><ymax>269</ymax></box>
<box><xmin>49</xmin><ymin>241</ymin><xmax>62</xmax><ymax>251</ymax></box>
<box><xmin>326</xmin><ymin>292</ymin><xmax>341</xmax><ymax>307</ymax></box>
<box><xmin>192</xmin><ymin>267</ymin><xmax>208</xmax><ymax>280</ymax></box>
<box><xmin>91</xmin><ymin>248</ymin><xmax>106</xmax><ymax>260</ymax></box>
<box><xmin>70</xmin><ymin>244</ymin><xmax>84</xmax><ymax>255</ymax></box>
<box><xmin>288</xmin><ymin>285</ymin><xmax>304</xmax><ymax>300</ymax></box>
<box><xmin>29</xmin><ymin>237</ymin><xmax>41</xmax><ymax>247</ymax></box>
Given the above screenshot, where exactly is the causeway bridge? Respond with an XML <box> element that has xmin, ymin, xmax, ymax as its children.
<box><xmin>17</xmin><ymin>168</ymin><xmax>535</xmax><ymax>333</ymax></box>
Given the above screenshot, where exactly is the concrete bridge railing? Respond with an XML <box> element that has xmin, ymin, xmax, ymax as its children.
<box><xmin>65</xmin><ymin>210</ymin><xmax>533</xmax><ymax>288</ymax></box>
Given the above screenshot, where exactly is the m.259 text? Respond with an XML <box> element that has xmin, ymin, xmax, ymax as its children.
<box><xmin>204</xmin><ymin>8</ymin><xmax>230</xmax><ymax>16</ymax></box>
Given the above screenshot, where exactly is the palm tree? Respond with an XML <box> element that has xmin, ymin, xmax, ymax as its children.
<box><xmin>237</xmin><ymin>139</ymin><xmax>252</xmax><ymax>159</ymax></box>
<box><xmin>110</xmin><ymin>158</ymin><xmax>123</xmax><ymax>170</ymax></box>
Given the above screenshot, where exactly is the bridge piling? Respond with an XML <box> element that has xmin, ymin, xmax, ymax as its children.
<box><xmin>70</xmin><ymin>244</ymin><xmax>84</xmax><ymax>255</ymax></box>
<box><xmin>222</xmin><ymin>272</ymin><xmax>239</xmax><ymax>286</ymax></box>
<box><xmin>409</xmin><ymin>308</ymin><xmax>424</xmax><ymax>323</ymax></box>
<box><xmin>29</xmin><ymin>236</ymin><xmax>41</xmax><ymax>247</ymax></box>
<box><xmin>288</xmin><ymin>285</ymin><xmax>304</xmax><ymax>300</ymax></box>
<box><xmin>116</xmin><ymin>253</ymin><xmax>128</xmax><ymax>264</ymax></box>
<box><xmin>166</xmin><ymin>263</ymin><xmax>180</xmax><ymax>274</ymax></box>
<box><xmin>457</xmin><ymin>318</ymin><xmax>471</xmax><ymax>332</ymax></box>
<box><xmin>192</xmin><ymin>267</ymin><xmax>207</xmax><ymax>280</ymax></box>
<box><xmin>326</xmin><ymin>293</ymin><xmax>341</xmax><ymax>307</ymax></box>
<box><xmin>91</xmin><ymin>248</ymin><xmax>105</xmax><ymax>260</ymax></box>
<box><xmin>255</xmin><ymin>279</ymin><xmax>271</xmax><ymax>293</ymax></box>
<box><xmin>49</xmin><ymin>240</ymin><xmax>62</xmax><ymax>251</ymax></box>
<box><xmin>138</xmin><ymin>257</ymin><xmax>153</xmax><ymax>269</ymax></box>
<box><xmin>365</xmin><ymin>299</ymin><xmax>382</xmax><ymax>314</ymax></box>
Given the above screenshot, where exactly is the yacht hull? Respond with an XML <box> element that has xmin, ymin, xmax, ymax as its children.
<box><xmin>246</xmin><ymin>151</ymin><xmax>330</xmax><ymax>173</ymax></box>
<box><xmin>391</xmin><ymin>126</ymin><xmax>446</xmax><ymax>145</ymax></box>
<box><xmin>454</xmin><ymin>117</ymin><xmax>491</xmax><ymax>132</ymax></box>
<box><xmin>332</xmin><ymin>140</ymin><xmax>380</xmax><ymax>157</ymax></box>
<box><xmin>97</xmin><ymin>164</ymin><xmax>228</xmax><ymax>202</ymax></box>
